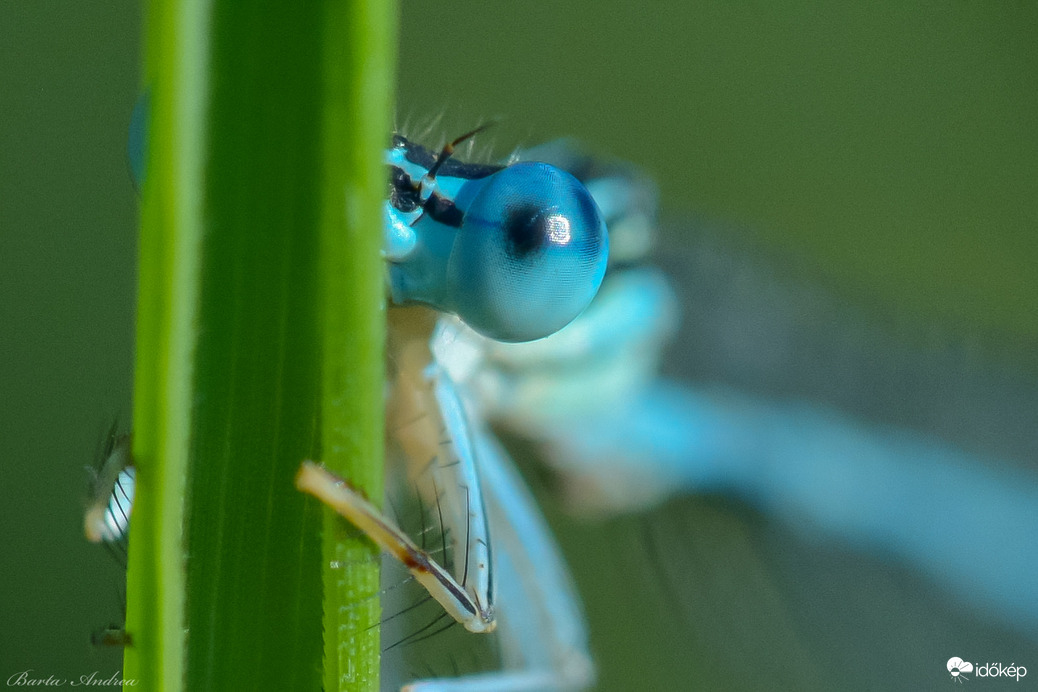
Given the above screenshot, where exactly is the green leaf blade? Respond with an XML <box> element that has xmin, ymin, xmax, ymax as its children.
<box><xmin>125</xmin><ymin>1</ymin><xmax>396</xmax><ymax>689</ymax></box>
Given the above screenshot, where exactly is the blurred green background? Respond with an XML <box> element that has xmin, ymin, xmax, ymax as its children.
<box><xmin>2</xmin><ymin>2</ymin><xmax>1035</xmax><ymax>689</ymax></box>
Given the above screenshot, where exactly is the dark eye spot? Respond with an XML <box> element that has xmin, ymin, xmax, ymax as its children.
<box><xmin>504</xmin><ymin>203</ymin><xmax>552</xmax><ymax>258</ymax></box>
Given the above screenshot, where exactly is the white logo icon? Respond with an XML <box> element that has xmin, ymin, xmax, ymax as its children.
<box><xmin>948</xmin><ymin>657</ymin><xmax>974</xmax><ymax>683</ymax></box>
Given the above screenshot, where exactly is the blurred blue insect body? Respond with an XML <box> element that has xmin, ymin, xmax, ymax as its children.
<box><xmin>303</xmin><ymin>132</ymin><xmax>1038</xmax><ymax>687</ymax></box>
<box><xmin>100</xmin><ymin>109</ymin><xmax>1038</xmax><ymax>689</ymax></box>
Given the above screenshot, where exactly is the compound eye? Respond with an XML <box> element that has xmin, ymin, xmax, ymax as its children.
<box><xmin>446</xmin><ymin>162</ymin><xmax>609</xmax><ymax>342</ymax></box>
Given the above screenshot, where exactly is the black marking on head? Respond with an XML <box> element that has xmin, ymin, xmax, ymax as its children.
<box><xmin>423</xmin><ymin>192</ymin><xmax>464</xmax><ymax>228</ymax></box>
<box><xmin>390</xmin><ymin>166</ymin><xmax>422</xmax><ymax>212</ymax></box>
<box><xmin>394</xmin><ymin>134</ymin><xmax>503</xmax><ymax>180</ymax></box>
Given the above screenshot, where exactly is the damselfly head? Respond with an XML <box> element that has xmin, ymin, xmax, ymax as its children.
<box><xmin>387</xmin><ymin>135</ymin><xmax>610</xmax><ymax>343</ymax></box>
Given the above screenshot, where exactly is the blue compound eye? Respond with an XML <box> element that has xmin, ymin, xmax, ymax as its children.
<box><xmin>446</xmin><ymin>162</ymin><xmax>609</xmax><ymax>342</ymax></box>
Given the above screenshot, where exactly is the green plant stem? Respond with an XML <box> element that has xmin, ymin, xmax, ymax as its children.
<box><xmin>123</xmin><ymin>0</ymin><xmax>206</xmax><ymax>687</ymax></box>
<box><xmin>317</xmin><ymin>1</ymin><xmax>396</xmax><ymax>690</ymax></box>
<box><xmin>124</xmin><ymin>1</ymin><xmax>395</xmax><ymax>690</ymax></box>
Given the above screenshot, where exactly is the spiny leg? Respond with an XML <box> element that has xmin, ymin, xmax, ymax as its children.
<box><xmin>296</xmin><ymin>461</ymin><xmax>494</xmax><ymax>634</ymax></box>
<box><xmin>386</xmin><ymin>330</ymin><xmax>495</xmax><ymax>628</ymax></box>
